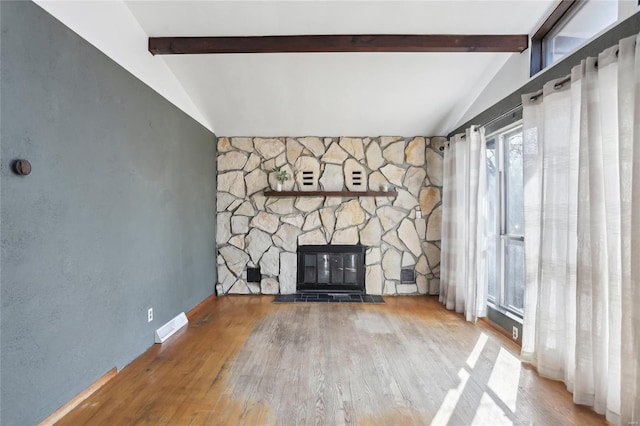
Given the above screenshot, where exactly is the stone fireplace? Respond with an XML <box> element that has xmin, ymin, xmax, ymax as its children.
<box><xmin>216</xmin><ymin>136</ymin><xmax>443</xmax><ymax>296</ymax></box>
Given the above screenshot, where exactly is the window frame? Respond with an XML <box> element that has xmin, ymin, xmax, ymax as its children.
<box><xmin>530</xmin><ymin>0</ymin><xmax>584</xmax><ymax>76</ymax></box>
<box><xmin>485</xmin><ymin>120</ymin><xmax>525</xmax><ymax>318</ymax></box>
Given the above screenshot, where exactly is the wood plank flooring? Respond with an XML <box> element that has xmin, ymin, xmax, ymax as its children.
<box><xmin>57</xmin><ymin>296</ymin><xmax>606</xmax><ymax>425</ymax></box>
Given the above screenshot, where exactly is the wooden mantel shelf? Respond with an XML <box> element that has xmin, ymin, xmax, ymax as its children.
<box><xmin>263</xmin><ymin>190</ymin><xmax>396</xmax><ymax>198</ymax></box>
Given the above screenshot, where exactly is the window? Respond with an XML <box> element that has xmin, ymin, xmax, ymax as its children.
<box><xmin>531</xmin><ymin>0</ymin><xmax>618</xmax><ymax>75</ymax></box>
<box><xmin>486</xmin><ymin>123</ymin><xmax>524</xmax><ymax>317</ymax></box>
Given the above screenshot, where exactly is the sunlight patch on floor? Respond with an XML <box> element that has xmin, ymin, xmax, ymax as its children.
<box><xmin>432</xmin><ymin>332</ymin><xmax>523</xmax><ymax>425</ymax></box>
<box><xmin>487</xmin><ymin>347</ymin><xmax>521</xmax><ymax>412</ymax></box>
<box><xmin>471</xmin><ymin>392</ymin><xmax>513</xmax><ymax>425</ymax></box>
<box><xmin>430</xmin><ymin>369</ymin><xmax>471</xmax><ymax>426</ymax></box>
<box><xmin>466</xmin><ymin>332</ymin><xmax>489</xmax><ymax>369</ymax></box>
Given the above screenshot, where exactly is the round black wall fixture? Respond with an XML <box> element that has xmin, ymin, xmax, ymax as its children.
<box><xmin>13</xmin><ymin>159</ymin><xmax>32</xmax><ymax>176</ymax></box>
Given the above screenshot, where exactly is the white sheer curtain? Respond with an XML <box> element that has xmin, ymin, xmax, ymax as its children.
<box><xmin>440</xmin><ymin>126</ymin><xmax>488</xmax><ymax>322</ymax></box>
<box><xmin>619</xmin><ymin>32</ymin><xmax>640</xmax><ymax>426</ymax></box>
<box><xmin>521</xmin><ymin>33</ymin><xmax>640</xmax><ymax>424</ymax></box>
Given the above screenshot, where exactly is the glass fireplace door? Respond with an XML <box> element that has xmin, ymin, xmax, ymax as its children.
<box><xmin>298</xmin><ymin>245</ymin><xmax>366</xmax><ymax>292</ymax></box>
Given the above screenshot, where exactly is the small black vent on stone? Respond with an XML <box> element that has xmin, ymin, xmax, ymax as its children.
<box><xmin>351</xmin><ymin>170</ymin><xmax>363</xmax><ymax>186</ymax></box>
<box><xmin>401</xmin><ymin>268</ymin><xmax>415</xmax><ymax>283</ymax></box>
<box><xmin>247</xmin><ymin>267</ymin><xmax>261</xmax><ymax>283</ymax></box>
<box><xmin>302</xmin><ymin>171</ymin><xmax>314</xmax><ymax>186</ymax></box>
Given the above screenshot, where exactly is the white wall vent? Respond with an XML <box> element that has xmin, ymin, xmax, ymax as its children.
<box><xmin>154</xmin><ymin>312</ymin><xmax>188</xmax><ymax>344</ymax></box>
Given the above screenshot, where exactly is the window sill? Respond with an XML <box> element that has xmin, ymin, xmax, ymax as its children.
<box><xmin>487</xmin><ymin>301</ymin><xmax>523</xmax><ymax>324</ymax></box>
<box><xmin>485</xmin><ymin>302</ymin><xmax>523</xmax><ymax>345</ymax></box>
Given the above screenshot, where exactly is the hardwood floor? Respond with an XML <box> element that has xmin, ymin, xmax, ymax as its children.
<box><xmin>57</xmin><ymin>296</ymin><xmax>605</xmax><ymax>425</ymax></box>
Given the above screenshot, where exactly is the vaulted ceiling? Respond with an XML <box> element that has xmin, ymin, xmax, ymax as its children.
<box><xmin>35</xmin><ymin>1</ymin><xmax>557</xmax><ymax>137</ymax></box>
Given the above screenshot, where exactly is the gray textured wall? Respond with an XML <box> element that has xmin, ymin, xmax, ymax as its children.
<box><xmin>0</xmin><ymin>2</ymin><xmax>217</xmax><ymax>424</ymax></box>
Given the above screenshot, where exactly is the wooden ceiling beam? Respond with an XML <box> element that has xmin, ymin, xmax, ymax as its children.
<box><xmin>148</xmin><ymin>34</ymin><xmax>528</xmax><ymax>55</ymax></box>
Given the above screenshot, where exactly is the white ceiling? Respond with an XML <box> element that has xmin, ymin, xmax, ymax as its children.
<box><xmin>38</xmin><ymin>1</ymin><xmax>558</xmax><ymax>137</ymax></box>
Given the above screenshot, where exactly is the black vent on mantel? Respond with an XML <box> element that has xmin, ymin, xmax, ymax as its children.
<box><xmin>351</xmin><ymin>170</ymin><xmax>363</xmax><ymax>187</ymax></box>
<box><xmin>302</xmin><ymin>171</ymin><xmax>314</xmax><ymax>187</ymax></box>
<box><xmin>297</xmin><ymin>245</ymin><xmax>366</xmax><ymax>293</ymax></box>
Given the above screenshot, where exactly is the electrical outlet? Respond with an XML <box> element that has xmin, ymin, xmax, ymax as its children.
<box><xmin>148</xmin><ymin>307</ymin><xmax>153</xmax><ymax>322</ymax></box>
<box><xmin>512</xmin><ymin>326</ymin><xmax>519</xmax><ymax>340</ymax></box>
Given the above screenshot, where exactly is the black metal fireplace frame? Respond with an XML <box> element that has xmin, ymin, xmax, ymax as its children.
<box><xmin>297</xmin><ymin>244</ymin><xmax>367</xmax><ymax>293</ymax></box>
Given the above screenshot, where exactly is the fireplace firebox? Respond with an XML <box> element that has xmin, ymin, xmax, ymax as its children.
<box><xmin>297</xmin><ymin>245</ymin><xmax>366</xmax><ymax>292</ymax></box>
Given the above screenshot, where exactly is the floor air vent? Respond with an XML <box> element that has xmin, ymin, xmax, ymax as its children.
<box><xmin>155</xmin><ymin>312</ymin><xmax>188</xmax><ymax>343</ymax></box>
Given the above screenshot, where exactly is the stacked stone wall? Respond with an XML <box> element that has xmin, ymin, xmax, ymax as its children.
<box><xmin>216</xmin><ymin>136</ymin><xmax>444</xmax><ymax>295</ymax></box>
